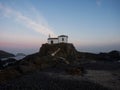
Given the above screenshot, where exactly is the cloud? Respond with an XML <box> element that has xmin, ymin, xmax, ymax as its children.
<box><xmin>0</xmin><ymin>3</ymin><xmax>56</xmax><ymax>37</ymax></box>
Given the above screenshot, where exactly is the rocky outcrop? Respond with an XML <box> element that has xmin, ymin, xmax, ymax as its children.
<box><xmin>0</xmin><ymin>58</ymin><xmax>17</xmax><ymax>69</ymax></box>
<box><xmin>77</xmin><ymin>50</ymin><xmax>120</xmax><ymax>61</ymax></box>
<box><xmin>108</xmin><ymin>50</ymin><xmax>120</xmax><ymax>60</ymax></box>
<box><xmin>0</xmin><ymin>50</ymin><xmax>15</xmax><ymax>59</ymax></box>
<box><xmin>0</xmin><ymin>43</ymin><xmax>83</xmax><ymax>83</ymax></box>
<box><xmin>39</xmin><ymin>43</ymin><xmax>77</xmax><ymax>60</ymax></box>
<box><xmin>1</xmin><ymin>43</ymin><xmax>119</xmax><ymax>84</ymax></box>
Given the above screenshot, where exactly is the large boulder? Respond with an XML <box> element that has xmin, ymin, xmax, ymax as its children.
<box><xmin>108</xmin><ymin>50</ymin><xmax>120</xmax><ymax>60</ymax></box>
<box><xmin>39</xmin><ymin>43</ymin><xmax>77</xmax><ymax>61</ymax></box>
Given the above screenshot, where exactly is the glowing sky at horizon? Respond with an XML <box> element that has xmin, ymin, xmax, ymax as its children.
<box><xmin>0</xmin><ymin>0</ymin><xmax>120</xmax><ymax>54</ymax></box>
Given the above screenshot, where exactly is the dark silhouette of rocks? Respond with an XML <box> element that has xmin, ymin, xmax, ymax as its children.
<box><xmin>0</xmin><ymin>71</ymin><xmax>110</xmax><ymax>90</ymax></box>
<box><xmin>0</xmin><ymin>58</ymin><xmax>17</xmax><ymax>69</ymax></box>
<box><xmin>39</xmin><ymin>43</ymin><xmax>77</xmax><ymax>60</ymax></box>
<box><xmin>77</xmin><ymin>50</ymin><xmax>120</xmax><ymax>61</ymax></box>
<box><xmin>0</xmin><ymin>43</ymin><xmax>84</xmax><ymax>83</ymax></box>
<box><xmin>0</xmin><ymin>50</ymin><xmax>16</xmax><ymax>69</ymax></box>
<box><xmin>108</xmin><ymin>50</ymin><xmax>120</xmax><ymax>60</ymax></box>
<box><xmin>0</xmin><ymin>50</ymin><xmax>15</xmax><ymax>59</ymax></box>
<box><xmin>0</xmin><ymin>43</ymin><xmax>120</xmax><ymax>90</ymax></box>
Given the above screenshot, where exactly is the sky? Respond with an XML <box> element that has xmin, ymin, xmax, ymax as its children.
<box><xmin>0</xmin><ymin>0</ymin><xmax>120</xmax><ymax>54</ymax></box>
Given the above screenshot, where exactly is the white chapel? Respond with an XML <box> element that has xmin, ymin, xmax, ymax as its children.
<box><xmin>48</xmin><ymin>35</ymin><xmax>68</xmax><ymax>44</ymax></box>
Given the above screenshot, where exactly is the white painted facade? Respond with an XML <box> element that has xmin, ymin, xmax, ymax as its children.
<box><xmin>48</xmin><ymin>35</ymin><xmax>68</xmax><ymax>44</ymax></box>
<box><xmin>48</xmin><ymin>38</ymin><xmax>58</xmax><ymax>44</ymax></box>
<box><xmin>58</xmin><ymin>35</ymin><xmax>68</xmax><ymax>43</ymax></box>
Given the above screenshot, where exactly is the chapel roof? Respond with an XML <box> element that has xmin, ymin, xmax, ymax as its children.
<box><xmin>58</xmin><ymin>35</ymin><xmax>68</xmax><ymax>37</ymax></box>
<box><xmin>48</xmin><ymin>38</ymin><xmax>58</xmax><ymax>40</ymax></box>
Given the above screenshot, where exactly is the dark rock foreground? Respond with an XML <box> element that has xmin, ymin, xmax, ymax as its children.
<box><xmin>0</xmin><ymin>43</ymin><xmax>120</xmax><ymax>90</ymax></box>
<box><xmin>0</xmin><ymin>71</ymin><xmax>110</xmax><ymax>90</ymax></box>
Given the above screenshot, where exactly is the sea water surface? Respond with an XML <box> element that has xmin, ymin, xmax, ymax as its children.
<box><xmin>1</xmin><ymin>55</ymin><xmax>26</xmax><ymax>61</ymax></box>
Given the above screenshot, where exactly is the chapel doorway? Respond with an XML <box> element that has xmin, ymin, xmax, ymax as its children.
<box><xmin>51</xmin><ymin>40</ymin><xmax>53</xmax><ymax>44</ymax></box>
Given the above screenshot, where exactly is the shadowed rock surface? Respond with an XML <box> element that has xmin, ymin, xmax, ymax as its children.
<box><xmin>0</xmin><ymin>43</ymin><xmax>81</xmax><ymax>83</ymax></box>
<box><xmin>0</xmin><ymin>43</ymin><xmax>120</xmax><ymax>90</ymax></box>
<box><xmin>0</xmin><ymin>71</ymin><xmax>111</xmax><ymax>90</ymax></box>
<box><xmin>39</xmin><ymin>43</ymin><xmax>77</xmax><ymax>60</ymax></box>
<box><xmin>78</xmin><ymin>50</ymin><xmax>120</xmax><ymax>61</ymax></box>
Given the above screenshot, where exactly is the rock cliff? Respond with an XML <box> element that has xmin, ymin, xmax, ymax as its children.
<box><xmin>39</xmin><ymin>43</ymin><xmax>77</xmax><ymax>60</ymax></box>
<box><xmin>0</xmin><ymin>43</ymin><xmax>83</xmax><ymax>83</ymax></box>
